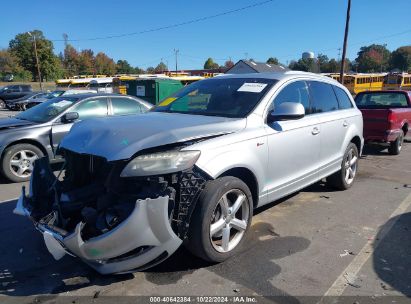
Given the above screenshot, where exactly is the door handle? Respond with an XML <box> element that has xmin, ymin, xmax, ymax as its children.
<box><xmin>312</xmin><ymin>127</ymin><xmax>320</xmax><ymax>135</ymax></box>
<box><xmin>343</xmin><ymin>121</ymin><xmax>348</xmax><ymax>127</ymax></box>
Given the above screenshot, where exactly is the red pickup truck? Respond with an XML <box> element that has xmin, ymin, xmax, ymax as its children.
<box><xmin>355</xmin><ymin>90</ymin><xmax>411</xmax><ymax>155</ymax></box>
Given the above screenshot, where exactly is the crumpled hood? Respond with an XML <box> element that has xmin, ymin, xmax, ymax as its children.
<box><xmin>0</xmin><ymin>117</ymin><xmax>35</xmax><ymax>130</ymax></box>
<box><xmin>61</xmin><ymin>112</ymin><xmax>246</xmax><ymax>161</ymax></box>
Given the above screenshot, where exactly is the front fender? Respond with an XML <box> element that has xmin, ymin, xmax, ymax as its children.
<box><xmin>194</xmin><ymin>136</ymin><xmax>268</xmax><ymax>205</ymax></box>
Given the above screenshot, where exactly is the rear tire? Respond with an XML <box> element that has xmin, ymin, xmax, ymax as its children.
<box><xmin>327</xmin><ymin>143</ymin><xmax>359</xmax><ymax>190</ymax></box>
<box><xmin>0</xmin><ymin>99</ymin><xmax>5</xmax><ymax>109</ymax></box>
<box><xmin>388</xmin><ymin>130</ymin><xmax>404</xmax><ymax>155</ymax></box>
<box><xmin>186</xmin><ymin>176</ymin><xmax>253</xmax><ymax>263</ymax></box>
<box><xmin>0</xmin><ymin>144</ymin><xmax>44</xmax><ymax>183</ymax></box>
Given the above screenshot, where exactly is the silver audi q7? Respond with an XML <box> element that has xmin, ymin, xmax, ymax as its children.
<box><xmin>15</xmin><ymin>71</ymin><xmax>363</xmax><ymax>274</ymax></box>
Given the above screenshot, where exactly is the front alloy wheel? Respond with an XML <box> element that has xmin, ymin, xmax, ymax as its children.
<box><xmin>344</xmin><ymin>146</ymin><xmax>358</xmax><ymax>185</ymax></box>
<box><xmin>209</xmin><ymin>189</ymin><xmax>250</xmax><ymax>253</ymax></box>
<box><xmin>186</xmin><ymin>176</ymin><xmax>253</xmax><ymax>262</ymax></box>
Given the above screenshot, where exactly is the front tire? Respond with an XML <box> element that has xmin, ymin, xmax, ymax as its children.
<box><xmin>388</xmin><ymin>130</ymin><xmax>404</xmax><ymax>155</ymax></box>
<box><xmin>327</xmin><ymin>143</ymin><xmax>359</xmax><ymax>190</ymax></box>
<box><xmin>0</xmin><ymin>144</ymin><xmax>44</xmax><ymax>182</ymax></box>
<box><xmin>186</xmin><ymin>176</ymin><xmax>253</xmax><ymax>262</ymax></box>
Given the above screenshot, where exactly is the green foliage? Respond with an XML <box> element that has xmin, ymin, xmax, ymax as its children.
<box><xmin>289</xmin><ymin>58</ymin><xmax>319</xmax><ymax>73</ymax></box>
<box><xmin>204</xmin><ymin>58</ymin><xmax>219</xmax><ymax>69</ymax></box>
<box><xmin>154</xmin><ymin>62</ymin><xmax>168</xmax><ymax>73</ymax></box>
<box><xmin>146</xmin><ymin>66</ymin><xmax>155</xmax><ymax>74</ymax></box>
<box><xmin>389</xmin><ymin>46</ymin><xmax>411</xmax><ymax>72</ymax></box>
<box><xmin>266</xmin><ymin>57</ymin><xmax>279</xmax><ymax>65</ymax></box>
<box><xmin>355</xmin><ymin>44</ymin><xmax>390</xmax><ymax>73</ymax></box>
<box><xmin>95</xmin><ymin>52</ymin><xmax>116</xmax><ymax>75</ymax></box>
<box><xmin>116</xmin><ymin>60</ymin><xmax>135</xmax><ymax>74</ymax></box>
<box><xmin>9</xmin><ymin>30</ymin><xmax>61</xmax><ymax>81</ymax></box>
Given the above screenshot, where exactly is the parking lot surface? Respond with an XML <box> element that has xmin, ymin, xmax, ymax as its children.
<box><xmin>0</xmin><ymin>108</ymin><xmax>410</xmax><ymax>302</ymax></box>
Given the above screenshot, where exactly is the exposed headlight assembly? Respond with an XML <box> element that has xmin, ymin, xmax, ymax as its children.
<box><xmin>120</xmin><ymin>150</ymin><xmax>201</xmax><ymax>177</ymax></box>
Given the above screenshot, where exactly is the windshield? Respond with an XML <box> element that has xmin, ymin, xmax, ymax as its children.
<box><xmin>16</xmin><ymin>97</ymin><xmax>79</xmax><ymax>123</ymax></box>
<box><xmin>153</xmin><ymin>77</ymin><xmax>277</xmax><ymax>118</ymax></box>
<box><xmin>355</xmin><ymin>92</ymin><xmax>409</xmax><ymax>109</ymax></box>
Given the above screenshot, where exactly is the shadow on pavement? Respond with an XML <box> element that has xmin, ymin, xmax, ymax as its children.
<box><xmin>373</xmin><ymin>212</ymin><xmax>411</xmax><ymax>296</ymax></box>
<box><xmin>0</xmin><ymin>193</ymin><xmax>312</xmax><ymax>298</ymax></box>
<box><xmin>0</xmin><ymin>199</ymin><xmax>133</xmax><ymax>296</ymax></box>
<box><xmin>362</xmin><ymin>144</ymin><xmax>390</xmax><ymax>156</ymax></box>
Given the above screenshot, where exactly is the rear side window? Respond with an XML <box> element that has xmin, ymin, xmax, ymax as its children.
<box><xmin>333</xmin><ymin>86</ymin><xmax>353</xmax><ymax>109</ymax></box>
<box><xmin>270</xmin><ymin>81</ymin><xmax>310</xmax><ymax>113</ymax></box>
<box><xmin>111</xmin><ymin>97</ymin><xmax>142</xmax><ymax>115</ymax></box>
<box><xmin>308</xmin><ymin>81</ymin><xmax>339</xmax><ymax>113</ymax></box>
<box><xmin>73</xmin><ymin>98</ymin><xmax>109</xmax><ymax>119</ymax></box>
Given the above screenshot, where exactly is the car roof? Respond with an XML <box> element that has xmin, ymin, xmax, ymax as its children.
<box><xmin>217</xmin><ymin>71</ymin><xmax>332</xmax><ymax>81</ymax></box>
<box><xmin>62</xmin><ymin>93</ymin><xmax>137</xmax><ymax>99</ymax></box>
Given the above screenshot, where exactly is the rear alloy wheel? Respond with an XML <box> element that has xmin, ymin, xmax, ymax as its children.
<box><xmin>186</xmin><ymin>176</ymin><xmax>253</xmax><ymax>262</ymax></box>
<box><xmin>0</xmin><ymin>99</ymin><xmax>5</xmax><ymax>109</ymax></box>
<box><xmin>1</xmin><ymin>144</ymin><xmax>44</xmax><ymax>182</ymax></box>
<box><xmin>388</xmin><ymin>130</ymin><xmax>404</xmax><ymax>155</ymax></box>
<box><xmin>327</xmin><ymin>143</ymin><xmax>359</xmax><ymax>190</ymax></box>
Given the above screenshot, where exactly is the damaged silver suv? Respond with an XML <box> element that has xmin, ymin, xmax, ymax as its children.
<box><xmin>15</xmin><ymin>72</ymin><xmax>363</xmax><ymax>274</ymax></box>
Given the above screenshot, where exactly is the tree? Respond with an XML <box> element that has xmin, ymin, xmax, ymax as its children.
<box><xmin>289</xmin><ymin>58</ymin><xmax>319</xmax><ymax>73</ymax></box>
<box><xmin>78</xmin><ymin>49</ymin><xmax>95</xmax><ymax>75</ymax></box>
<box><xmin>204</xmin><ymin>58</ymin><xmax>219</xmax><ymax>69</ymax></box>
<box><xmin>224</xmin><ymin>60</ymin><xmax>234</xmax><ymax>68</ymax></box>
<box><xmin>389</xmin><ymin>46</ymin><xmax>411</xmax><ymax>72</ymax></box>
<box><xmin>0</xmin><ymin>49</ymin><xmax>31</xmax><ymax>81</ymax></box>
<box><xmin>316</xmin><ymin>54</ymin><xmax>329</xmax><ymax>72</ymax></box>
<box><xmin>355</xmin><ymin>44</ymin><xmax>390</xmax><ymax>73</ymax></box>
<box><xmin>116</xmin><ymin>60</ymin><xmax>134</xmax><ymax>74</ymax></box>
<box><xmin>154</xmin><ymin>61</ymin><xmax>168</xmax><ymax>73</ymax></box>
<box><xmin>266</xmin><ymin>57</ymin><xmax>279</xmax><ymax>65</ymax></box>
<box><xmin>9</xmin><ymin>30</ymin><xmax>62</xmax><ymax>81</ymax></box>
<box><xmin>63</xmin><ymin>44</ymin><xmax>80</xmax><ymax>77</ymax></box>
<box><xmin>146</xmin><ymin>66</ymin><xmax>155</xmax><ymax>74</ymax></box>
<box><xmin>95</xmin><ymin>52</ymin><xmax>116</xmax><ymax>75</ymax></box>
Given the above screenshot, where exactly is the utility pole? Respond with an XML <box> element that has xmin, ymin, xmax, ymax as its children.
<box><xmin>28</xmin><ymin>32</ymin><xmax>43</xmax><ymax>91</ymax></box>
<box><xmin>381</xmin><ymin>43</ymin><xmax>387</xmax><ymax>73</ymax></box>
<box><xmin>339</xmin><ymin>0</ymin><xmax>351</xmax><ymax>85</ymax></box>
<box><xmin>174</xmin><ymin>49</ymin><xmax>179</xmax><ymax>74</ymax></box>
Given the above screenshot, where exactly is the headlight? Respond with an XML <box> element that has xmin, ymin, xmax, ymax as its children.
<box><xmin>120</xmin><ymin>150</ymin><xmax>201</xmax><ymax>177</ymax></box>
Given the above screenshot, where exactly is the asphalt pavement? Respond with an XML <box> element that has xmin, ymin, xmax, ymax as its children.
<box><xmin>0</xmin><ymin>108</ymin><xmax>410</xmax><ymax>303</ymax></box>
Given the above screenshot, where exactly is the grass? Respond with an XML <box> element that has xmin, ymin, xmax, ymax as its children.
<box><xmin>0</xmin><ymin>81</ymin><xmax>56</xmax><ymax>92</ymax></box>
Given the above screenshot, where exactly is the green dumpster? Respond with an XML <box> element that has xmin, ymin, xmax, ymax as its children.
<box><xmin>125</xmin><ymin>78</ymin><xmax>184</xmax><ymax>105</ymax></box>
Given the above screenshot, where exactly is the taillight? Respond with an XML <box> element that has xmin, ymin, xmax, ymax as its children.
<box><xmin>387</xmin><ymin>111</ymin><xmax>394</xmax><ymax>124</ymax></box>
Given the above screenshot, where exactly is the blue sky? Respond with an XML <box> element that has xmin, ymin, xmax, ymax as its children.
<box><xmin>1</xmin><ymin>0</ymin><xmax>410</xmax><ymax>70</ymax></box>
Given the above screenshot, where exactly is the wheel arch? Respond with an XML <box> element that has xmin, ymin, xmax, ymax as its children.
<box><xmin>1</xmin><ymin>139</ymin><xmax>48</xmax><ymax>160</ymax></box>
<box><xmin>350</xmin><ymin>135</ymin><xmax>362</xmax><ymax>154</ymax></box>
<box><xmin>402</xmin><ymin>122</ymin><xmax>409</xmax><ymax>136</ymax></box>
<box><xmin>217</xmin><ymin>167</ymin><xmax>259</xmax><ymax>208</ymax></box>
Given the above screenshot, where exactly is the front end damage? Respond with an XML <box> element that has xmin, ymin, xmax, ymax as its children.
<box><xmin>14</xmin><ymin>149</ymin><xmax>208</xmax><ymax>274</ymax></box>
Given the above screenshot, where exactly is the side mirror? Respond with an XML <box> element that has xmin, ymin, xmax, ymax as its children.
<box><xmin>61</xmin><ymin>112</ymin><xmax>79</xmax><ymax>123</ymax></box>
<box><xmin>267</xmin><ymin>102</ymin><xmax>305</xmax><ymax>123</ymax></box>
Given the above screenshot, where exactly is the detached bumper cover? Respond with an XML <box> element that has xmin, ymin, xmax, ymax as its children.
<box><xmin>14</xmin><ymin>194</ymin><xmax>182</xmax><ymax>274</ymax></box>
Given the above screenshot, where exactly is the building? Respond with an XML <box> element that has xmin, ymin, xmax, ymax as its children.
<box><xmin>225</xmin><ymin>60</ymin><xmax>289</xmax><ymax>74</ymax></box>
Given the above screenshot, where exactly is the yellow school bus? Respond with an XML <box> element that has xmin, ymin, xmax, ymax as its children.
<box><xmin>343</xmin><ymin>74</ymin><xmax>385</xmax><ymax>94</ymax></box>
<box><xmin>383</xmin><ymin>73</ymin><xmax>411</xmax><ymax>90</ymax></box>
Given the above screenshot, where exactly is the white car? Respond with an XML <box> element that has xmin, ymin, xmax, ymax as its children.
<box><xmin>15</xmin><ymin>71</ymin><xmax>363</xmax><ymax>274</ymax></box>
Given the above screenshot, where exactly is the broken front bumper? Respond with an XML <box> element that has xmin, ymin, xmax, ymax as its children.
<box><xmin>14</xmin><ymin>192</ymin><xmax>182</xmax><ymax>274</ymax></box>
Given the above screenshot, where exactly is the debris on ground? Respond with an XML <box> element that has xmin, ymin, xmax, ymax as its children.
<box><xmin>93</xmin><ymin>290</ymin><xmax>101</xmax><ymax>298</ymax></box>
<box><xmin>233</xmin><ymin>288</ymin><xmax>240</xmax><ymax>293</ymax></box>
<box><xmin>320</xmin><ymin>195</ymin><xmax>330</xmax><ymax>199</ymax></box>
<box><xmin>343</xmin><ymin>273</ymin><xmax>361</xmax><ymax>288</ymax></box>
<box><xmin>339</xmin><ymin>250</ymin><xmax>355</xmax><ymax>257</ymax></box>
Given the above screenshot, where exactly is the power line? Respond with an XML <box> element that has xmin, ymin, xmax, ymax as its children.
<box><xmin>51</xmin><ymin>0</ymin><xmax>274</xmax><ymax>42</ymax></box>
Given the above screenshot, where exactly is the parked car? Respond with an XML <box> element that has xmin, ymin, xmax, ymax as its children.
<box><xmin>15</xmin><ymin>72</ymin><xmax>364</xmax><ymax>274</ymax></box>
<box><xmin>0</xmin><ymin>94</ymin><xmax>152</xmax><ymax>182</ymax></box>
<box><xmin>355</xmin><ymin>90</ymin><xmax>410</xmax><ymax>155</ymax></box>
<box><xmin>25</xmin><ymin>89</ymin><xmax>97</xmax><ymax>109</ymax></box>
<box><xmin>0</xmin><ymin>85</ymin><xmax>33</xmax><ymax>109</ymax></box>
<box><xmin>7</xmin><ymin>91</ymin><xmax>63</xmax><ymax>111</ymax></box>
